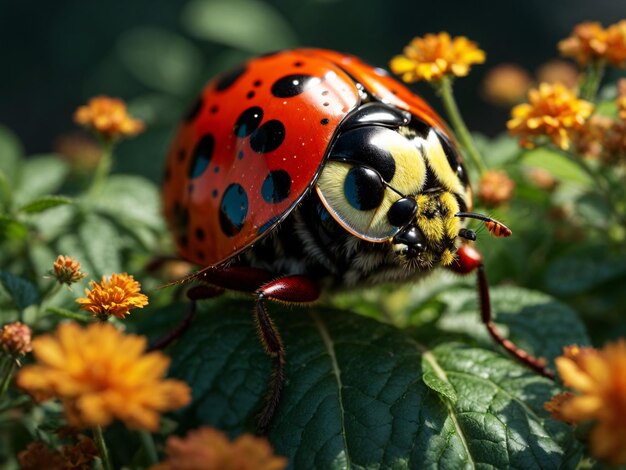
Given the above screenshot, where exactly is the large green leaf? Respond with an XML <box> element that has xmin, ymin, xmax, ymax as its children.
<box><xmin>0</xmin><ymin>271</ymin><xmax>39</xmax><ymax>312</ymax></box>
<box><xmin>14</xmin><ymin>155</ymin><xmax>69</xmax><ymax>206</ymax></box>
<box><xmin>434</xmin><ymin>286</ymin><xmax>590</xmax><ymax>365</ymax></box>
<box><xmin>545</xmin><ymin>254</ymin><xmax>626</xmax><ymax>296</ymax></box>
<box><xmin>181</xmin><ymin>0</ymin><xmax>298</xmax><ymax>53</ymax></box>
<box><xmin>78</xmin><ymin>213</ymin><xmax>122</xmax><ymax>277</ymax></box>
<box><xmin>154</xmin><ymin>298</ymin><xmax>578</xmax><ymax>469</ymax></box>
<box><xmin>520</xmin><ymin>148</ymin><xmax>593</xmax><ymax>187</ymax></box>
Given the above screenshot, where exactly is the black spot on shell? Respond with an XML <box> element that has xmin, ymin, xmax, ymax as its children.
<box><xmin>293</xmin><ymin>61</ymin><xmax>304</xmax><ymax>67</ymax></box>
<box><xmin>210</xmin><ymin>105</ymin><xmax>219</xmax><ymax>114</ymax></box>
<box><xmin>250</xmin><ymin>120</ymin><xmax>285</xmax><ymax>153</ymax></box>
<box><xmin>219</xmin><ymin>183</ymin><xmax>248</xmax><ymax>237</ymax></box>
<box><xmin>237</xmin><ymin>151</ymin><xmax>244</xmax><ymax>160</ymax></box>
<box><xmin>271</xmin><ymin>74</ymin><xmax>321</xmax><ymax>98</ymax></box>
<box><xmin>234</xmin><ymin>107</ymin><xmax>263</xmax><ymax>138</ymax></box>
<box><xmin>177</xmin><ymin>149</ymin><xmax>185</xmax><ymax>162</ymax></box>
<box><xmin>184</xmin><ymin>97</ymin><xmax>203</xmax><ymax>122</ymax></box>
<box><xmin>195</xmin><ymin>227</ymin><xmax>205</xmax><ymax>241</ymax></box>
<box><xmin>188</xmin><ymin>134</ymin><xmax>214</xmax><ymax>178</ymax></box>
<box><xmin>320</xmin><ymin>118</ymin><xmax>329</xmax><ymax>125</ymax></box>
<box><xmin>196</xmin><ymin>250</ymin><xmax>205</xmax><ymax>261</ymax></box>
<box><xmin>253</xmin><ymin>79</ymin><xmax>262</xmax><ymax>87</ymax></box>
<box><xmin>261</xmin><ymin>170</ymin><xmax>291</xmax><ymax>203</ymax></box>
<box><xmin>247</xmin><ymin>90</ymin><xmax>255</xmax><ymax>99</ymax></box>
<box><xmin>215</xmin><ymin>64</ymin><xmax>247</xmax><ymax>91</ymax></box>
<box><xmin>212</xmin><ymin>189</ymin><xmax>218</xmax><ymax>198</ymax></box>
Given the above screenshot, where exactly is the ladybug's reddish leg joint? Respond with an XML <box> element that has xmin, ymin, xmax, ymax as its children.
<box><xmin>148</xmin><ymin>285</ymin><xmax>224</xmax><ymax>351</ymax></box>
<box><xmin>254</xmin><ymin>275</ymin><xmax>320</xmax><ymax>434</ymax></box>
<box><xmin>475</xmin><ymin>264</ymin><xmax>555</xmax><ymax>380</ymax></box>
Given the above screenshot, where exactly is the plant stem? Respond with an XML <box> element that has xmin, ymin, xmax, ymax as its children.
<box><xmin>93</xmin><ymin>426</ymin><xmax>113</xmax><ymax>470</ymax></box>
<box><xmin>0</xmin><ymin>359</ymin><xmax>15</xmax><ymax>399</ymax></box>
<box><xmin>139</xmin><ymin>429</ymin><xmax>159</xmax><ymax>465</ymax></box>
<box><xmin>88</xmin><ymin>140</ymin><xmax>114</xmax><ymax>197</ymax></box>
<box><xmin>435</xmin><ymin>76</ymin><xmax>488</xmax><ymax>175</ymax></box>
<box><xmin>579</xmin><ymin>60</ymin><xmax>605</xmax><ymax>101</ymax></box>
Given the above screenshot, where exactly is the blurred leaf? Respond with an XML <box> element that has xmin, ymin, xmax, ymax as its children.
<box><xmin>181</xmin><ymin>0</ymin><xmax>298</xmax><ymax>53</ymax></box>
<box><xmin>0</xmin><ymin>271</ymin><xmax>39</xmax><ymax>311</ymax></box>
<box><xmin>117</xmin><ymin>27</ymin><xmax>204</xmax><ymax>96</ymax></box>
<box><xmin>576</xmin><ymin>193</ymin><xmax>612</xmax><ymax>229</ymax></box>
<box><xmin>93</xmin><ymin>175</ymin><xmax>164</xmax><ymax>231</ymax></box>
<box><xmin>32</xmin><ymin>204</ymin><xmax>76</xmax><ymax>241</ymax></box>
<box><xmin>475</xmin><ymin>133</ymin><xmax>521</xmax><ymax>167</ymax></box>
<box><xmin>545</xmin><ymin>254</ymin><xmax>626</xmax><ymax>296</ymax></box>
<box><xmin>127</xmin><ymin>94</ymin><xmax>185</xmax><ymax>127</ymax></box>
<box><xmin>19</xmin><ymin>195</ymin><xmax>73</xmax><ymax>214</ymax></box>
<box><xmin>14</xmin><ymin>155</ymin><xmax>69</xmax><ymax>206</ymax></box>
<box><xmin>0</xmin><ymin>215</ymin><xmax>28</xmax><ymax>240</ymax></box>
<box><xmin>78</xmin><ymin>214</ymin><xmax>122</xmax><ymax>277</ymax></box>
<box><xmin>46</xmin><ymin>307</ymin><xmax>91</xmax><ymax>322</ymax></box>
<box><xmin>162</xmin><ymin>299</ymin><xmax>576</xmax><ymax>468</ymax></box>
<box><xmin>521</xmin><ymin>148</ymin><xmax>593</xmax><ymax>186</ymax></box>
<box><xmin>0</xmin><ymin>125</ymin><xmax>23</xmax><ymax>181</ymax></box>
<box><xmin>435</xmin><ymin>286</ymin><xmax>589</xmax><ymax>365</ymax></box>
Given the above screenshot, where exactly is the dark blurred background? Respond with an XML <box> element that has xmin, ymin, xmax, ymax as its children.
<box><xmin>1</xmin><ymin>0</ymin><xmax>624</xmax><ymax>181</ymax></box>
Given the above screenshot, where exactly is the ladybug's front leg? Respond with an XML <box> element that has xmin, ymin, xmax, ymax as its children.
<box><xmin>254</xmin><ymin>275</ymin><xmax>320</xmax><ymax>434</ymax></box>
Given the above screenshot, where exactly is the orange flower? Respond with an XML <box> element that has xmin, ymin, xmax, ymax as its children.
<box><xmin>53</xmin><ymin>255</ymin><xmax>86</xmax><ymax>286</ymax></box>
<box><xmin>508</xmin><ymin>82</ymin><xmax>594</xmax><ymax>150</ymax></box>
<box><xmin>17</xmin><ymin>436</ymin><xmax>98</xmax><ymax>470</ymax></box>
<box><xmin>544</xmin><ymin>340</ymin><xmax>626</xmax><ymax>465</ymax></box>
<box><xmin>559</xmin><ymin>20</ymin><xmax>626</xmax><ymax>67</ymax></box>
<box><xmin>558</xmin><ymin>22</ymin><xmax>609</xmax><ymax>66</ymax></box>
<box><xmin>525</xmin><ymin>167</ymin><xmax>558</xmax><ymax>191</ymax></box>
<box><xmin>74</xmin><ymin>96</ymin><xmax>144</xmax><ymax>141</ymax></box>
<box><xmin>0</xmin><ymin>321</ymin><xmax>32</xmax><ymax>356</ymax></box>
<box><xmin>76</xmin><ymin>273</ymin><xmax>148</xmax><ymax>319</ymax></box>
<box><xmin>151</xmin><ymin>427</ymin><xmax>288</xmax><ymax>470</ymax></box>
<box><xmin>390</xmin><ymin>32</ymin><xmax>485</xmax><ymax>83</ymax></box>
<box><xmin>477</xmin><ymin>170</ymin><xmax>515</xmax><ymax>206</ymax></box>
<box><xmin>482</xmin><ymin>64</ymin><xmax>531</xmax><ymax>106</ymax></box>
<box><xmin>16</xmin><ymin>322</ymin><xmax>191</xmax><ymax>430</ymax></box>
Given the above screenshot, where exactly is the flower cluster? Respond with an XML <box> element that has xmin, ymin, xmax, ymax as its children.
<box><xmin>76</xmin><ymin>272</ymin><xmax>149</xmax><ymax>319</ymax></box>
<box><xmin>390</xmin><ymin>32</ymin><xmax>485</xmax><ymax>82</ymax></box>
<box><xmin>52</xmin><ymin>255</ymin><xmax>86</xmax><ymax>285</ymax></box>
<box><xmin>477</xmin><ymin>170</ymin><xmax>516</xmax><ymax>206</ymax></box>
<box><xmin>559</xmin><ymin>21</ymin><xmax>626</xmax><ymax>67</ymax></box>
<box><xmin>74</xmin><ymin>96</ymin><xmax>145</xmax><ymax>142</ymax></box>
<box><xmin>0</xmin><ymin>321</ymin><xmax>32</xmax><ymax>356</ymax></box>
<box><xmin>18</xmin><ymin>435</ymin><xmax>98</xmax><ymax>470</ymax></box>
<box><xmin>151</xmin><ymin>427</ymin><xmax>287</xmax><ymax>470</ymax></box>
<box><xmin>545</xmin><ymin>341</ymin><xmax>626</xmax><ymax>465</ymax></box>
<box><xmin>16</xmin><ymin>322</ymin><xmax>191</xmax><ymax>431</ymax></box>
<box><xmin>507</xmin><ymin>82</ymin><xmax>594</xmax><ymax>150</ymax></box>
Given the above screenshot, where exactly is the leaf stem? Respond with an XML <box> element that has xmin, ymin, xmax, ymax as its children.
<box><xmin>88</xmin><ymin>140</ymin><xmax>114</xmax><ymax>197</ymax></box>
<box><xmin>579</xmin><ymin>60</ymin><xmax>605</xmax><ymax>101</ymax></box>
<box><xmin>435</xmin><ymin>76</ymin><xmax>487</xmax><ymax>175</ymax></box>
<box><xmin>139</xmin><ymin>429</ymin><xmax>159</xmax><ymax>465</ymax></box>
<box><xmin>93</xmin><ymin>425</ymin><xmax>113</xmax><ymax>470</ymax></box>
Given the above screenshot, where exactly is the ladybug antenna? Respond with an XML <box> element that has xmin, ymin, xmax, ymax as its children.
<box><xmin>455</xmin><ymin>212</ymin><xmax>512</xmax><ymax>238</ymax></box>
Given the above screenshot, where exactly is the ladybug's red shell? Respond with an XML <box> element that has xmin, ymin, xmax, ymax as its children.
<box><xmin>163</xmin><ymin>49</ymin><xmax>452</xmax><ymax>267</ymax></box>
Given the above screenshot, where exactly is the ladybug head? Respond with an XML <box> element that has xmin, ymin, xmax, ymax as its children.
<box><xmin>315</xmin><ymin>103</ymin><xmax>509</xmax><ymax>269</ymax></box>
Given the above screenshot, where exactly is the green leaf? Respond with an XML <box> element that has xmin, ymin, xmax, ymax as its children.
<box><xmin>521</xmin><ymin>148</ymin><xmax>593</xmax><ymax>186</ymax></box>
<box><xmin>0</xmin><ymin>126</ymin><xmax>23</xmax><ymax>182</ymax></box>
<box><xmin>435</xmin><ymin>286</ymin><xmax>590</xmax><ymax>365</ymax></box>
<box><xmin>158</xmin><ymin>299</ymin><xmax>576</xmax><ymax>468</ymax></box>
<box><xmin>78</xmin><ymin>214</ymin><xmax>122</xmax><ymax>277</ymax></box>
<box><xmin>117</xmin><ymin>27</ymin><xmax>204</xmax><ymax>96</ymax></box>
<box><xmin>0</xmin><ymin>215</ymin><xmax>28</xmax><ymax>240</ymax></box>
<box><xmin>545</xmin><ymin>254</ymin><xmax>626</xmax><ymax>296</ymax></box>
<box><xmin>46</xmin><ymin>307</ymin><xmax>91</xmax><ymax>322</ymax></box>
<box><xmin>181</xmin><ymin>0</ymin><xmax>298</xmax><ymax>53</ymax></box>
<box><xmin>19</xmin><ymin>195</ymin><xmax>73</xmax><ymax>214</ymax></box>
<box><xmin>14</xmin><ymin>155</ymin><xmax>69</xmax><ymax>206</ymax></box>
<box><xmin>0</xmin><ymin>271</ymin><xmax>39</xmax><ymax>311</ymax></box>
<box><xmin>92</xmin><ymin>175</ymin><xmax>164</xmax><ymax>232</ymax></box>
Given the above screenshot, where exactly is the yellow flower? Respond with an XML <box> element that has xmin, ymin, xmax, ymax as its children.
<box><xmin>53</xmin><ymin>255</ymin><xmax>86</xmax><ymax>286</ymax></box>
<box><xmin>390</xmin><ymin>32</ymin><xmax>485</xmax><ymax>83</ymax></box>
<box><xmin>544</xmin><ymin>340</ymin><xmax>626</xmax><ymax>465</ymax></box>
<box><xmin>16</xmin><ymin>322</ymin><xmax>191</xmax><ymax>431</ymax></box>
<box><xmin>76</xmin><ymin>273</ymin><xmax>148</xmax><ymax>320</ymax></box>
<box><xmin>74</xmin><ymin>96</ymin><xmax>145</xmax><ymax>141</ymax></box>
<box><xmin>482</xmin><ymin>64</ymin><xmax>531</xmax><ymax>106</ymax></box>
<box><xmin>0</xmin><ymin>321</ymin><xmax>32</xmax><ymax>356</ymax></box>
<box><xmin>558</xmin><ymin>22</ymin><xmax>609</xmax><ymax>66</ymax></box>
<box><xmin>507</xmin><ymin>82</ymin><xmax>594</xmax><ymax>150</ymax></box>
<box><xmin>477</xmin><ymin>170</ymin><xmax>515</xmax><ymax>206</ymax></box>
<box><xmin>151</xmin><ymin>427</ymin><xmax>288</xmax><ymax>470</ymax></box>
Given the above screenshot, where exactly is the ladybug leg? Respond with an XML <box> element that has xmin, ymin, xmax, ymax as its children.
<box><xmin>476</xmin><ymin>264</ymin><xmax>555</xmax><ymax>380</ymax></box>
<box><xmin>254</xmin><ymin>275</ymin><xmax>320</xmax><ymax>434</ymax></box>
<box><xmin>148</xmin><ymin>285</ymin><xmax>224</xmax><ymax>351</ymax></box>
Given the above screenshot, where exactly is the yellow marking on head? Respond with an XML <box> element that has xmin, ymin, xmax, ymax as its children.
<box><xmin>384</xmin><ymin>134</ymin><xmax>426</xmax><ymax>196</ymax></box>
<box><xmin>441</xmin><ymin>249</ymin><xmax>456</xmax><ymax>266</ymax></box>
<box><xmin>440</xmin><ymin>192</ymin><xmax>461</xmax><ymax>239</ymax></box>
<box><xmin>422</xmin><ymin>131</ymin><xmax>466</xmax><ymax>198</ymax></box>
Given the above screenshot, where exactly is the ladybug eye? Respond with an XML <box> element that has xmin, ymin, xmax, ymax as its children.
<box><xmin>387</xmin><ymin>197</ymin><xmax>417</xmax><ymax>227</ymax></box>
<box><xmin>344</xmin><ymin>166</ymin><xmax>385</xmax><ymax>211</ymax></box>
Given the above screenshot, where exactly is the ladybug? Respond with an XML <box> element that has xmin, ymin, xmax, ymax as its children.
<box><xmin>161</xmin><ymin>49</ymin><xmax>551</xmax><ymax>433</ymax></box>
